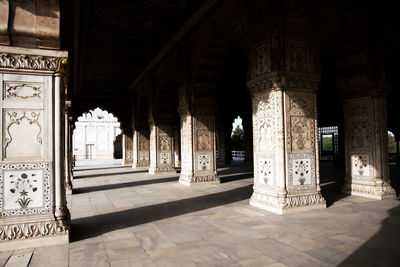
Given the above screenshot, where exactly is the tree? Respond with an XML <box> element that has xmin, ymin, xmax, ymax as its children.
<box><xmin>231</xmin><ymin>125</ymin><xmax>244</xmax><ymax>150</ymax></box>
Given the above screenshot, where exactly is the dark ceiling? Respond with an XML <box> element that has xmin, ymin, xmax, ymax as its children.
<box><xmin>61</xmin><ymin>0</ymin><xmax>205</xmax><ymax>99</ymax></box>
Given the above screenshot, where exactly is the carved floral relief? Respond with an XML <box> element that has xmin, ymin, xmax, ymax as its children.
<box><xmin>159</xmin><ymin>135</ymin><xmax>170</xmax><ymax>150</ymax></box>
<box><xmin>258</xmin><ymin>159</ymin><xmax>274</xmax><ymax>186</ymax></box>
<box><xmin>1</xmin><ymin>163</ymin><xmax>51</xmax><ymax>217</ymax></box>
<box><xmin>290</xmin><ymin>116</ymin><xmax>311</xmax><ymax>151</ymax></box>
<box><xmin>288</xmin><ymin>154</ymin><xmax>316</xmax><ymax>191</ymax></box>
<box><xmin>351</xmin><ymin>153</ymin><xmax>373</xmax><ymax>180</ymax></box>
<box><xmin>196</xmin><ymin>152</ymin><xmax>212</xmax><ymax>172</ymax></box>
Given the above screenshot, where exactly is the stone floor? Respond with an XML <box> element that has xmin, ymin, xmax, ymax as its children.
<box><xmin>1</xmin><ymin>162</ymin><xmax>399</xmax><ymax>267</ymax></box>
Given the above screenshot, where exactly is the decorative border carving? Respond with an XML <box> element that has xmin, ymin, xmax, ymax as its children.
<box><xmin>284</xmin><ymin>193</ymin><xmax>325</xmax><ymax>208</ymax></box>
<box><xmin>247</xmin><ymin>71</ymin><xmax>321</xmax><ymax>94</ymax></box>
<box><xmin>0</xmin><ymin>163</ymin><xmax>51</xmax><ymax>217</ymax></box>
<box><xmin>5</xmin><ymin>83</ymin><xmax>42</xmax><ymax>100</ymax></box>
<box><xmin>0</xmin><ymin>53</ymin><xmax>66</xmax><ymax>72</ymax></box>
<box><xmin>0</xmin><ymin>219</ymin><xmax>68</xmax><ymax>241</ymax></box>
<box><xmin>342</xmin><ymin>182</ymin><xmax>396</xmax><ymax>198</ymax></box>
<box><xmin>4</xmin><ymin>111</ymin><xmax>42</xmax><ymax>152</ymax></box>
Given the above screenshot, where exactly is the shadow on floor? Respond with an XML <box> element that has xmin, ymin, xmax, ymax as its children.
<box><xmin>219</xmin><ymin>172</ymin><xmax>254</xmax><ymax>183</ymax></box>
<box><xmin>338</xmin><ymin>203</ymin><xmax>400</xmax><ymax>266</ymax></box>
<box><xmin>74</xmin><ymin>165</ymin><xmax>129</xmax><ymax>172</ymax></box>
<box><xmin>73</xmin><ymin>176</ymin><xmax>180</xmax><ymax>194</ymax></box>
<box><xmin>70</xmin><ymin>184</ymin><xmax>253</xmax><ymax>242</ymax></box>
<box><xmin>73</xmin><ymin>170</ymin><xmax>148</xmax><ymax>179</ymax></box>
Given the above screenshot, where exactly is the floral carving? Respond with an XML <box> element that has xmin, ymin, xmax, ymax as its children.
<box><xmin>291</xmin><ymin>117</ymin><xmax>310</xmax><ymax>151</ymax></box>
<box><xmin>198</xmin><ymin>154</ymin><xmax>211</xmax><ymax>171</ymax></box>
<box><xmin>9</xmin><ymin>173</ymin><xmax>38</xmax><ymax>208</ymax></box>
<box><xmin>159</xmin><ymin>135</ymin><xmax>169</xmax><ymax>150</ymax></box>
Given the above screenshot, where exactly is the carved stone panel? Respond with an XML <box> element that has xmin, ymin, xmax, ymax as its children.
<box><xmin>194</xmin><ymin>116</ymin><xmax>213</xmax><ymax>152</ymax></box>
<box><xmin>196</xmin><ymin>152</ymin><xmax>212</xmax><ymax>172</ymax></box>
<box><xmin>3</xmin><ymin>110</ymin><xmax>43</xmax><ymax>160</ymax></box>
<box><xmin>288</xmin><ymin>153</ymin><xmax>316</xmax><ymax>191</ymax></box>
<box><xmin>257</xmin><ymin>157</ymin><xmax>275</xmax><ymax>188</ymax></box>
<box><xmin>345</xmin><ymin>100</ymin><xmax>371</xmax><ymax>149</ymax></box>
<box><xmin>0</xmin><ymin>163</ymin><xmax>51</xmax><ymax>217</ymax></box>
<box><xmin>286</xmin><ymin>40</ymin><xmax>309</xmax><ymax>73</ymax></box>
<box><xmin>254</xmin><ymin>42</ymin><xmax>271</xmax><ymax>77</ymax></box>
<box><xmin>4</xmin><ymin>82</ymin><xmax>43</xmax><ymax>100</ymax></box>
<box><xmin>350</xmin><ymin>152</ymin><xmax>374</xmax><ymax>181</ymax></box>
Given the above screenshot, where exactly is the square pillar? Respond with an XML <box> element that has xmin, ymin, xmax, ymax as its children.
<box><xmin>216</xmin><ymin>129</ymin><xmax>226</xmax><ymax>165</ymax></box>
<box><xmin>248</xmin><ymin>72</ymin><xmax>326</xmax><ymax>214</ymax></box>
<box><xmin>179</xmin><ymin>109</ymin><xmax>220</xmax><ymax>185</ymax></box>
<box><xmin>148</xmin><ymin>122</ymin><xmax>176</xmax><ymax>174</ymax></box>
<box><xmin>122</xmin><ymin>132</ymin><xmax>133</xmax><ymax>165</ymax></box>
<box><xmin>132</xmin><ymin>129</ymin><xmax>150</xmax><ymax>168</ymax></box>
<box><xmin>65</xmin><ymin>102</ymin><xmax>72</xmax><ymax>195</ymax></box>
<box><xmin>342</xmin><ymin>97</ymin><xmax>396</xmax><ymax>199</ymax></box>
<box><xmin>0</xmin><ymin>46</ymin><xmax>69</xmax><ymax>250</ymax></box>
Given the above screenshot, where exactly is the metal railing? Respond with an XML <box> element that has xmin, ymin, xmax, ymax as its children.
<box><xmin>231</xmin><ymin>150</ymin><xmax>245</xmax><ymax>159</ymax></box>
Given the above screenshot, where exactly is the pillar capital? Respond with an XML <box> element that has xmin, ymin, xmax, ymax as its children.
<box><xmin>247</xmin><ymin>71</ymin><xmax>321</xmax><ymax>95</ymax></box>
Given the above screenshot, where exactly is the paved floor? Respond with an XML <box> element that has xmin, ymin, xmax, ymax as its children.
<box><xmin>1</xmin><ymin>162</ymin><xmax>399</xmax><ymax>267</ymax></box>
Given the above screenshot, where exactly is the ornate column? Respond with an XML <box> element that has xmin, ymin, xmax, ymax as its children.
<box><xmin>0</xmin><ymin>46</ymin><xmax>70</xmax><ymax>250</ymax></box>
<box><xmin>342</xmin><ymin>96</ymin><xmax>396</xmax><ymax>199</ymax></box>
<box><xmin>174</xmin><ymin>128</ymin><xmax>181</xmax><ymax>168</ymax></box>
<box><xmin>148</xmin><ymin>105</ymin><xmax>176</xmax><ymax>174</ymax></box>
<box><xmin>248</xmin><ymin>73</ymin><xmax>325</xmax><ymax>214</ymax></box>
<box><xmin>132</xmin><ymin>129</ymin><xmax>150</xmax><ymax>168</ymax></box>
<box><xmin>246</xmin><ymin>2</ymin><xmax>325</xmax><ymax>214</ymax></box>
<box><xmin>65</xmin><ymin>101</ymin><xmax>72</xmax><ymax>194</ymax></box>
<box><xmin>179</xmin><ymin>108</ymin><xmax>219</xmax><ymax>185</ymax></box>
<box><xmin>122</xmin><ymin>132</ymin><xmax>133</xmax><ymax>165</ymax></box>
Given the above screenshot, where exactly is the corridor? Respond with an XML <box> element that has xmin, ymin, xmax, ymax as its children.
<box><xmin>1</xmin><ymin>163</ymin><xmax>399</xmax><ymax>266</ymax></box>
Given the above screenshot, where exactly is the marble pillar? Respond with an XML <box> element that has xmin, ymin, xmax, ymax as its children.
<box><xmin>247</xmin><ymin>72</ymin><xmax>326</xmax><ymax>214</ymax></box>
<box><xmin>132</xmin><ymin>129</ymin><xmax>150</xmax><ymax>168</ymax></box>
<box><xmin>179</xmin><ymin>108</ymin><xmax>219</xmax><ymax>185</ymax></box>
<box><xmin>65</xmin><ymin>101</ymin><xmax>72</xmax><ymax>195</ymax></box>
<box><xmin>342</xmin><ymin>97</ymin><xmax>396</xmax><ymax>199</ymax></box>
<box><xmin>0</xmin><ymin>46</ymin><xmax>70</xmax><ymax>250</ymax></box>
<box><xmin>148</xmin><ymin>122</ymin><xmax>176</xmax><ymax>174</ymax></box>
<box><xmin>122</xmin><ymin>132</ymin><xmax>133</xmax><ymax>165</ymax></box>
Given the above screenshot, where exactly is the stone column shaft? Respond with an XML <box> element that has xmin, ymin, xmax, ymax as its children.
<box><xmin>179</xmin><ymin>109</ymin><xmax>220</xmax><ymax>185</ymax></box>
<box><xmin>248</xmin><ymin>72</ymin><xmax>326</xmax><ymax>214</ymax></box>
<box><xmin>342</xmin><ymin>96</ymin><xmax>395</xmax><ymax>199</ymax></box>
<box><xmin>132</xmin><ymin>129</ymin><xmax>150</xmax><ymax>168</ymax></box>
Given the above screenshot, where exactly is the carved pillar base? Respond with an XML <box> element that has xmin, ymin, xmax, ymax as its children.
<box><xmin>250</xmin><ymin>191</ymin><xmax>326</xmax><ymax>215</ymax></box>
<box><xmin>179</xmin><ymin>174</ymin><xmax>220</xmax><ymax>186</ymax></box>
<box><xmin>342</xmin><ymin>181</ymin><xmax>395</xmax><ymax>200</ymax></box>
<box><xmin>342</xmin><ymin>97</ymin><xmax>396</xmax><ymax>200</ymax></box>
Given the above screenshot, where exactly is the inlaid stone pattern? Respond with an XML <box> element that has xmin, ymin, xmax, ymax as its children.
<box><xmin>0</xmin><ymin>163</ymin><xmax>51</xmax><ymax>217</ymax></box>
<box><xmin>196</xmin><ymin>152</ymin><xmax>212</xmax><ymax>172</ymax></box>
<box><xmin>257</xmin><ymin>156</ymin><xmax>275</xmax><ymax>189</ymax></box>
<box><xmin>139</xmin><ymin>151</ymin><xmax>149</xmax><ymax>162</ymax></box>
<box><xmin>350</xmin><ymin>153</ymin><xmax>374</xmax><ymax>181</ymax></box>
<box><xmin>194</xmin><ymin>116</ymin><xmax>214</xmax><ymax>174</ymax></box>
<box><xmin>288</xmin><ymin>153</ymin><xmax>316</xmax><ymax>191</ymax></box>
